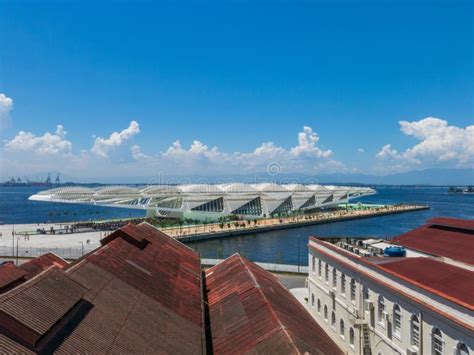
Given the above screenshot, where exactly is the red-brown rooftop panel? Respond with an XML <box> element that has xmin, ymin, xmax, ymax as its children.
<box><xmin>0</xmin><ymin>222</ymin><xmax>205</xmax><ymax>354</ymax></box>
<box><xmin>377</xmin><ymin>257</ymin><xmax>474</xmax><ymax>310</ymax></box>
<box><xmin>19</xmin><ymin>253</ymin><xmax>68</xmax><ymax>280</ymax></box>
<box><xmin>0</xmin><ymin>262</ymin><xmax>27</xmax><ymax>293</ymax></box>
<box><xmin>205</xmin><ymin>254</ymin><xmax>343</xmax><ymax>355</ymax></box>
<box><xmin>59</xmin><ymin>222</ymin><xmax>204</xmax><ymax>354</ymax></box>
<box><xmin>391</xmin><ymin>217</ymin><xmax>474</xmax><ymax>265</ymax></box>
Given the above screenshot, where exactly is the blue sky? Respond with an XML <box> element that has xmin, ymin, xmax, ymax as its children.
<box><xmin>0</xmin><ymin>0</ymin><xmax>472</xmax><ymax>180</ymax></box>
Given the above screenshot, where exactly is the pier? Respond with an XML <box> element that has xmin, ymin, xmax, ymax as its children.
<box><xmin>0</xmin><ymin>204</ymin><xmax>429</xmax><ymax>260</ymax></box>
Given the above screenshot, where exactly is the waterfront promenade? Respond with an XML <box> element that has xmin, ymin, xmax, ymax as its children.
<box><xmin>165</xmin><ymin>204</ymin><xmax>428</xmax><ymax>241</ymax></box>
<box><xmin>0</xmin><ymin>204</ymin><xmax>427</xmax><ymax>260</ymax></box>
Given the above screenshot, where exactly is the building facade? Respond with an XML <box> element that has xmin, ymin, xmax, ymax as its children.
<box><xmin>306</xmin><ymin>218</ymin><xmax>474</xmax><ymax>355</ymax></box>
<box><xmin>29</xmin><ymin>183</ymin><xmax>375</xmax><ymax>220</ymax></box>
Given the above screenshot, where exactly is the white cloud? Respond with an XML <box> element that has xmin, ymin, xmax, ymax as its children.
<box><xmin>290</xmin><ymin>126</ymin><xmax>332</xmax><ymax>158</ymax></box>
<box><xmin>376</xmin><ymin>117</ymin><xmax>474</xmax><ymax>172</ymax></box>
<box><xmin>357</xmin><ymin>148</ymin><xmax>365</xmax><ymax>153</ymax></box>
<box><xmin>0</xmin><ymin>93</ymin><xmax>13</xmax><ymax>130</ymax></box>
<box><xmin>376</xmin><ymin>144</ymin><xmax>400</xmax><ymax>160</ymax></box>
<box><xmin>131</xmin><ymin>144</ymin><xmax>149</xmax><ymax>160</ymax></box>
<box><xmin>91</xmin><ymin>120</ymin><xmax>140</xmax><ymax>158</ymax></box>
<box><xmin>1</xmin><ymin>123</ymin><xmax>346</xmax><ymax>179</ymax></box>
<box><xmin>4</xmin><ymin>125</ymin><xmax>72</xmax><ymax>155</ymax></box>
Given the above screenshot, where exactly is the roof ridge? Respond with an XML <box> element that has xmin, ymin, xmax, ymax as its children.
<box><xmin>0</xmin><ymin>265</ymin><xmax>59</xmax><ymax>301</ymax></box>
<box><xmin>236</xmin><ymin>255</ymin><xmax>300</xmax><ymax>354</ymax></box>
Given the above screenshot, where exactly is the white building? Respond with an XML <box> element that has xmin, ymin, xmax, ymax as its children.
<box><xmin>306</xmin><ymin>217</ymin><xmax>474</xmax><ymax>355</ymax></box>
<box><xmin>29</xmin><ymin>183</ymin><xmax>375</xmax><ymax>220</ymax></box>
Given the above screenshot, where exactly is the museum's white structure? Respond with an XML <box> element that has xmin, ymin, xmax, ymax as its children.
<box><xmin>29</xmin><ymin>183</ymin><xmax>375</xmax><ymax>220</ymax></box>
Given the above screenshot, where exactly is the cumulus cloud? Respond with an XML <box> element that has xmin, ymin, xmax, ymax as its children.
<box><xmin>131</xmin><ymin>144</ymin><xmax>149</xmax><ymax>160</ymax></box>
<box><xmin>5</xmin><ymin>125</ymin><xmax>72</xmax><ymax>155</ymax></box>
<box><xmin>376</xmin><ymin>117</ymin><xmax>474</xmax><ymax>172</ymax></box>
<box><xmin>1</xmin><ymin>123</ymin><xmax>346</xmax><ymax>178</ymax></box>
<box><xmin>290</xmin><ymin>126</ymin><xmax>332</xmax><ymax>158</ymax></box>
<box><xmin>91</xmin><ymin>121</ymin><xmax>140</xmax><ymax>158</ymax></box>
<box><xmin>0</xmin><ymin>93</ymin><xmax>13</xmax><ymax>130</ymax></box>
<box><xmin>357</xmin><ymin>148</ymin><xmax>365</xmax><ymax>153</ymax></box>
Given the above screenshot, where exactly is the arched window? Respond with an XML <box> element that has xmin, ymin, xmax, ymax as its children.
<box><xmin>456</xmin><ymin>343</ymin><xmax>469</xmax><ymax>355</ymax></box>
<box><xmin>362</xmin><ymin>285</ymin><xmax>369</xmax><ymax>311</ymax></box>
<box><xmin>378</xmin><ymin>296</ymin><xmax>385</xmax><ymax>322</ymax></box>
<box><xmin>312</xmin><ymin>256</ymin><xmax>316</xmax><ymax>273</ymax></box>
<box><xmin>324</xmin><ymin>305</ymin><xmax>328</xmax><ymax>321</ymax></box>
<box><xmin>341</xmin><ymin>273</ymin><xmax>346</xmax><ymax>295</ymax></box>
<box><xmin>332</xmin><ymin>267</ymin><xmax>337</xmax><ymax>288</ymax></box>
<box><xmin>325</xmin><ymin>263</ymin><xmax>329</xmax><ymax>282</ymax></box>
<box><xmin>318</xmin><ymin>260</ymin><xmax>322</xmax><ymax>277</ymax></box>
<box><xmin>311</xmin><ymin>293</ymin><xmax>315</xmax><ymax>307</ymax></box>
<box><xmin>432</xmin><ymin>328</ymin><xmax>443</xmax><ymax>355</ymax></box>
<box><xmin>350</xmin><ymin>278</ymin><xmax>356</xmax><ymax>301</ymax></box>
<box><xmin>331</xmin><ymin>311</ymin><xmax>336</xmax><ymax>327</ymax></box>
<box><xmin>349</xmin><ymin>327</ymin><xmax>355</xmax><ymax>346</ymax></box>
<box><xmin>339</xmin><ymin>319</ymin><xmax>345</xmax><ymax>338</ymax></box>
<box><xmin>411</xmin><ymin>315</ymin><xmax>420</xmax><ymax>347</ymax></box>
<box><xmin>393</xmin><ymin>304</ymin><xmax>402</xmax><ymax>336</ymax></box>
<box><xmin>317</xmin><ymin>299</ymin><xmax>321</xmax><ymax>313</ymax></box>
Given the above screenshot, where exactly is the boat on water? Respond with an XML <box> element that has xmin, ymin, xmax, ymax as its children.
<box><xmin>448</xmin><ymin>186</ymin><xmax>474</xmax><ymax>194</ymax></box>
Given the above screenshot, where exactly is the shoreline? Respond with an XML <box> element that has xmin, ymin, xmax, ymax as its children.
<box><xmin>176</xmin><ymin>204</ymin><xmax>429</xmax><ymax>242</ymax></box>
<box><xmin>0</xmin><ymin>204</ymin><xmax>429</xmax><ymax>261</ymax></box>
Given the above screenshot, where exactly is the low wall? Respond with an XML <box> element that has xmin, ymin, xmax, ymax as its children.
<box><xmin>178</xmin><ymin>205</ymin><xmax>429</xmax><ymax>242</ymax></box>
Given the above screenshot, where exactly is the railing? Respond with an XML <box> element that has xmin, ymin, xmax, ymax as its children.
<box><xmin>0</xmin><ymin>245</ymin><xmax>97</xmax><ymax>260</ymax></box>
<box><xmin>201</xmin><ymin>258</ymin><xmax>308</xmax><ymax>274</ymax></box>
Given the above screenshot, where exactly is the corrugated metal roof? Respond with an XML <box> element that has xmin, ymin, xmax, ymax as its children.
<box><xmin>0</xmin><ymin>267</ymin><xmax>88</xmax><ymax>349</ymax></box>
<box><xmin>0</xmin><ymin>262</ymin><xmax>27</xmax><ymax>292</ymax></box>
<box><xmin>19</xmin><ymin>253</ymin><xmax>68</xmax><ymax>279</ymax></box>
<box><xmin>0</xmin><ymin>334</ymin><xmax>34</xmax><ymax>354</ymax></box>
<box><xmin>377</xmin><ymin>257</ymin><xmax>474</xmax><ymax>309</ymax></box>
<box><xmin>60</xmin><ymin>222</ymin><xmax>204</xmax><ymax>354</ymax></box>
<box><xmin>205</xmin><ymin>254</ymin><xmax>343</xmax><ymax>355</ymax></box>
<box><xmin>392</xmin><ymin>217</ymin><xmax>474</xmax><ymax>265</ymax></box>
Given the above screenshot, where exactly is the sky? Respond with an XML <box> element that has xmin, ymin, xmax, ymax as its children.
<box><xmin>0</xmin><ymin>0</ymin><xmax>473</xmax><ymax>182</ymax></box>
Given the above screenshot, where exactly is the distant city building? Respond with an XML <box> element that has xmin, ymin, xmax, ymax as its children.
<box><xmin>0</xmin><ymin>222</ymin><xmax>341</xmax><ymax>354</ymax></box>
<box><xmin>29</xmin><ymin>183</ymin><xmax>375</xmax><ymax>220</ymax></box>
<box><xmin>307</xmin><ymin>217</ymin><xmax>474</xmax><ymax>355</ymax></box>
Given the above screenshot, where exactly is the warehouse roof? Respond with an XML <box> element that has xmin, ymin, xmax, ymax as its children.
<box><xmin>0</xmin><ymin>223</ymin><xmax>204</xmax><ymax>354</ymax></box>
<box><xmin>205</xmin><ymin>254</ymin><xmax>343</xmax><ymax>355</ymax></box>
<box><xmin>392</xmin><ymin>217</ymin><xmax>474</xmax><ymax>265</ymax></box>
<box><xmin>0</xmin><ymin>223</ymin><xmax>341</xmax><ymax>354</ymax></box>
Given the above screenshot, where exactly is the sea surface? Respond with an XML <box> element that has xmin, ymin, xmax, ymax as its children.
<box><xmin>0</xmin><ymin>186</ymin><xmax>473</xmax><ymax>265</ymax></box>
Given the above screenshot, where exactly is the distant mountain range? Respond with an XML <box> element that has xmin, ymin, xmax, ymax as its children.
<box><xmin>1</xmin><ymin>168</ymin><xmax>474</xmax><ymax>186</ymax></box>
<box><xmin>3</xmin><ymin>168</ymin><xmax>472</xmax><ymax>186</ymax></box>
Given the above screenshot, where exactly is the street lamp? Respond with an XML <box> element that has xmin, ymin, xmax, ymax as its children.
<box><xmin>297</xmin><ymin>234</ymin><xmax>301</xmax><ymax>273</ymax></box>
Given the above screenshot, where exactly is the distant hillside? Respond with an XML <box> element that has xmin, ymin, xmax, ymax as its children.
<box><xmin>316</xmin><ymin>168</ymin><xmax>473</xmax><ymax>185</ymax></box>
<box><xmin>4</xmin><ymin>168</ymin><xmax>472</xmax><ymax>186</ymax></box>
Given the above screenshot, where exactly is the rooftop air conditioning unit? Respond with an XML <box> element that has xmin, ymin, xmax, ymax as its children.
<box><xmin>354</xmin><ymin>248</ymin><xmax>360</xmax><ymax>255</ymax></box>
<box><xmin>358</xmin><ymin>240</ymin><xmax>364</xmax><ymax>246</ymax></box>
<box><xmin>349</xmin><ymin>246</ymin><xmax>354</xmax><ymax>252</ymax></box>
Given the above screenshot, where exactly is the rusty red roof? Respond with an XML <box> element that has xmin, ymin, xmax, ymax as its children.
<box><xmin>58</xmin><ymin>222</ymin><xmax>204</xmax><ymax>354</ymax></box>
<box><xmin>0</xmin><ymin>254</ymin><xmax>67</xmax><ymax>293</ymax></box>
<box><xmin>0</xmin><ymin>262</ymin><xmax>27</xmax><ymax>293</ymax></box>
<box><xmin>19</xmin><ymin>253</ymin><xmax>68</xmax><ymax>279</ymax></box>
<box><xmin>377</xmin><ymin>257</ymin><xmax>474</xmax><ymax>309</ymax></box>
<box><xmin>205</xmin><ymin>254</ymin><xmax>343</xmax><ymax>355</ymax></box>
<box><xmin>391</xmin><ymin>217</ymin><xmax>474</xmax><ymax>265</ymax></box>
<box><xmin>0</xmin><ymin>222</ymin><xmax>205</xmax><ymax>354</ymax></box>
